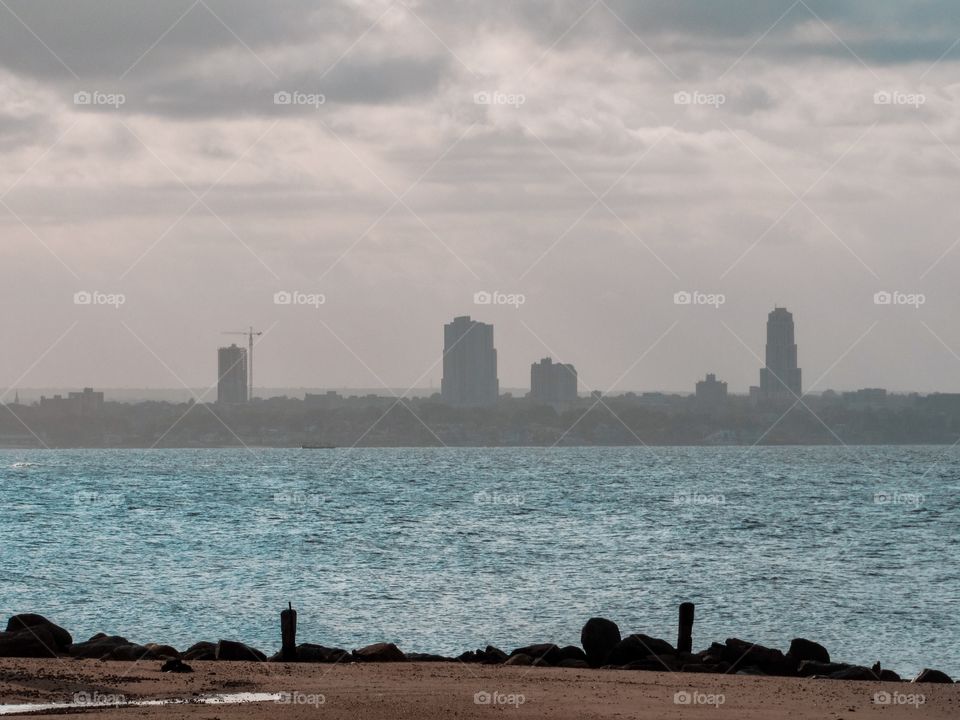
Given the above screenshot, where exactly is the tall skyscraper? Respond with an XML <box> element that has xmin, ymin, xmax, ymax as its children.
<box><xmin>441</xmin><ymin>316</ymin><xmax>498</xmax><ymax>407</ymax></box>
<box><xmin>759</xmin><ymin>307</ymin><xmax>802</xmax><ymax>401</ymax></box>
<box><xmin>218</xmin><ymin>344</ymin><xmax>248</xmax><ymax>404</ymax></box>
<box><xmin>530</xmin><ymin>357</ymin><xmax>577</xmax><ymax>407</ymax></box>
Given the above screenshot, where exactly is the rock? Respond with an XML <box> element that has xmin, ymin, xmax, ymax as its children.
<box><xmin>723</xmin><ymin>638</ymin><xmax>794</xmax><ymax>676</ymax></box>
<box><xmin>736</xmin><ymin>666</ymin><xmax>768</xmax><ymax>676</ymax></box>
<box><xmin>558</xmin><ymin>645</ymin><xmax>589</xmax><ymax>664</ymax></box>
<box><xmin>215</xmin><ymin>639</ymin><xmax>267</xmax><ymax>662</ymax></box>
<box><xmin>5</xmin><ymin>615</ymin><xmax>72</xmax><ymax>651</ymax></box>
<box><xmin>509</xmin><ymin>643</ymin><xmax>563</xmax><ymax>666</ymax></box>
<box><xmin>103</xmin><ymin>644</ymin><xmax>161</xmax><ymax>662</ymax></box>
<box><xmin>161</xmin><ymin>658</ymin><xmax>193</xmax><ymax>673</ymax></box>
<box><xmin>913</xmin><ymin>668</ymin><xmax>953</xmax><ymax>683</ymax></box>
<box><xmin>504</xmin><ymin>653</ymin><xmax>532</xmax><ymax>666</ymax></box>
<box><xmin>352</xmin><ymin>642</ymin><xmax>405</xmax><ymax>662</ymax></box>
<box><xmin>607</xmin><ymin>634</ymin><xmax>675</xmax><ymax>666</ymax></box>
<box><xmin>828</xmin><ymin>665</ymin><xmax>877</xmax><ymax>681</ymax></box>
<box><xmin>557</xmin><ymin>658</ymin><xmax>590</xmax><ymax>669</ymax></box>
<box><xmin>581</xmin><ymin>617</ymin><xmax>621</xmax><ymax>668</ymax></box>
<box><xmin>457</xmin><ymin>646</ymin><xmax>508</xmax><ymax>664</ymax></box>
<box><xmin>0</xmin><ymin>626</ymin><xmax>59</xmax><ymax>658</ymax></box>
<box><xmin>290</xmin><ymin>644</ymin><xmax>349</xmax><ymax>663</ymax></box>
<box><xmin>182</xmin><ymin>641</ymin><xmax>217</xmax><ymax>661</ymax></box>
<box><xmin>879</xmin><ymin>669</ymin><xmax>901</xmax><ymax>682</ymax></box>
<box><xmin>406</xmin><ymin>653</ymin><xmax>453</xmax><ymax>662</ymax></box>
<box><xmin>143</xmin><ymin>644</ymin><xmax>179</xmax><ymax>659</ymax></box>
<box><xmin>786</xmin><ymin>638</ymin><xmax>830</xmax><ymax>665</ymax></box>
<box><xmin>798</xmin><ymin>660</ymin><xmax>851</xmax><ymax>677</ymax></box>
<box><xmin>68</xmin><ymin>635</ymin><xmax>131</xmax><ymax>659</ymax></box>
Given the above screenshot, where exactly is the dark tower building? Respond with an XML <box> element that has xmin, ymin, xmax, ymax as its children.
<box><xmin>441</xmin><ymin>316</ymin><xmax>499</xmax><ymax>407</ymax></box>
<box><xmin>759</xmin><ymin>307</ymin><xmax>802</xmax><ymax>400</ymax></box>
<box><xmin>218</xmin><ymin>344</ymin><xmax>248</xmax><ymax>404</ymax></box>
<box><xmin>530</xmin><ymin>357</ymin><xmax>577</xmax><ymax>407</ymax></box>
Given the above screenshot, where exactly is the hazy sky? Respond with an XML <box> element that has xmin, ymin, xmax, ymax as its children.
<box><xmin>3</xmin><ymin>0</ymin><xmax>960</xmax><ymax>395</ymax></box>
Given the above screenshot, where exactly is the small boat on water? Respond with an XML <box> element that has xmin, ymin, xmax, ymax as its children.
<box><xmin>301</xmin><ymin>444</ymin><xmax>336</xmax><ymax>449</ymax></box>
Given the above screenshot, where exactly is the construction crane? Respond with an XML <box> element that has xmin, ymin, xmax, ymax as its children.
<box><xmin>222</xmin><ymin>326</ymin><xmax>263</xmax><ymax>402</ymax></box>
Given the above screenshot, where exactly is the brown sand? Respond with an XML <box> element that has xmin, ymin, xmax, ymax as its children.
<box><xmin>0</xmin><ymin>658</ymin><xmax>956</xmax><ymax>718</ymax></box>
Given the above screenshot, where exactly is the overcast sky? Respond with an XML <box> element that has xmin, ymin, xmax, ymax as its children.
<box><xmin>3</xmin><ymin>0</ymin><xmax>960</xmax><ymax>395</ymax></box>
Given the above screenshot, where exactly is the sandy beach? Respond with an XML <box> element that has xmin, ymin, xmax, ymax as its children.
<box><xmin>1</xmin><ymin>658</ymin><xmax>957</xmax><ymax>719</ymax></box>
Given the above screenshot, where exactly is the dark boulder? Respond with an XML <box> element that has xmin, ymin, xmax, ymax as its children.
<box><xmin>182</xmin><ymin>641</ymin><xmax>217</xmax><ymax>661</ymax></box>
<box><xmin>558</xmin><ymin>645</ymin><xmax>589</xmax><ymax>664</ymax></box>
<box><xmin>828</xmin><ymin>665</ymin><xmax>877</xmax><ymax>681</ymax></box>
<box><xmin>913</xmin><ymin>668</ymin><xmax>953</xmax><ymax>683</ymax></box>
<box><xmin>798</xmin><ymin>660</ymin><xmax>851</xmax><ymax>677</ymax></box>
<box><xmin>215</xmin><ymin>639</ymin><xmax>266</xmax><ymax>662</ymax></box>
<box><xmin>879</xmin><ymin>669</ymin><xmax>901</xmax><ymax>682</ymax></box>
<box><xmin>290</xmin><ymin>644</ymin><xmax>349</xmax><ymax>663</ymax></box>
<box><xmin>5</xmin><ymin>615</ymin><xmax>72</xmax><ymax>651</ymax></box>
<box><xmin>457</xmin><ymin>646</ymin><xmax>508</xmax><ymax>664</ymax></box>
<box><xmin>143</xmin><ymin>644</ymin><xmax>179</xmax><ymax>659</ymax></box>
<box><xmin>0</xmin><ymin>625</ymin><xmax>59</xmax><ymax>658</ymax></box>
<box><xmin>581</xmin><ymin>617</ymin><xmax>621</xmax><ymax>668</ymax></box>
<box><xmin>352</xmin><ymin>642</ymin><xmax>405</xmax><ymax>662</ymax></box>
<box><xmin>557</xmin><ymin>658</ymin><xmax>590</xmax><ymax>669</ymax></box>
<box><xmin>161</xmin><ymin>658</ymin><xmax>193</xmax><ymax>673</ymax></box>
<box><xmin>786</xmin><ymin>638</ymin><xmax>829</xmax><ymax>665</ymax></box>
<box><xmin>509</xmin><ymin>643</ymin><xmax>563</xmax><ymax>666</ymax></box>
<box><xmin>68</xmin><ymin>635</ymin><xmax>131</xmax><ymax>659</ymax></box>
<box><xmin>504</xmin><ymin>653</ymin><xmax>532</xmax><ymax>666</ymax></box>
<box><xmin>406</xmin><ymin>652</ymin><xmax>452</xmax><ymax>662</ymax></box>
<box><xmin>723</xmin><ymin>638</ymin><xmax>795</xmax><ymax>676</ymax></box>
<box><xmin>103</xmin><ymin>644</ymin><xmax>161</xmax><ymax>661</ymax></box>
<box><xmin>608</xmin><ymin>634</ymin><xmax>675</xmax><ymax>666</ymax></box>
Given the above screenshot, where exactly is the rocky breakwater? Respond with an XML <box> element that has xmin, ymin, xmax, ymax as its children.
<box><xmin>0</xmin><ymin>611</ymin><xmax>955</xmax><ymax>686</ymax></box>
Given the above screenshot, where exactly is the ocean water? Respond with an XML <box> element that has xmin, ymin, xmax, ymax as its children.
<box><xmin>1</xmin><ymin>446</ymin><xmax>957</xmax><ymax>677</ymax></box>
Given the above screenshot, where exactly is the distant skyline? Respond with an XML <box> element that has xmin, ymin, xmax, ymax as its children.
<box><xmin>3</xmin><ymin>2</ymin><xmax>960</xmax><ymax>394</ymax></box>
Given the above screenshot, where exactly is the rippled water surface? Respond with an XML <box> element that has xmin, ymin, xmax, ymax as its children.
<box><xmin>1</xmin><ymin>447</ymin><xmax>957</xmax><ymax>676</ymax></box>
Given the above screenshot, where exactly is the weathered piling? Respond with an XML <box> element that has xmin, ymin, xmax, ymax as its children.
<box><xmin>677</xmin><ymin>602</ymin><xmax>694</xmax><ymax>653</ymax></box>
<box><xmin>281</xmin><ymin>602</ymin><xmax>297</xmax><ymax>661</ymax></box>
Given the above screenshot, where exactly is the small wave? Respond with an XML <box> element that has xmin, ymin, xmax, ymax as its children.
<box><xmin>11</xmin><ymin>462</ymin><xmax>37</xmax><ymax>468</ymax></box>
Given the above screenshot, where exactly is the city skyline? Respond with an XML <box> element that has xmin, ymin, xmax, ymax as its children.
<box><xmin>2</xmin><ymin>3</ymin><xmax>960</xmax><ymax>398</ymax></box>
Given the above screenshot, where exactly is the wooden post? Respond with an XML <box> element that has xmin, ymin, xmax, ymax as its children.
<box><xmin>677</xmin><ymin>602</ymin><xmax>694</xmax><ymax>653</ymax></box>
<box><xmin>281</xmin><ymin>602</ymin><xmax>297</xmax><ymax>661</ymax></box>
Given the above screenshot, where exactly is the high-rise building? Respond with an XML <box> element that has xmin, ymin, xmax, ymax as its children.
<box><xmin>218</xmin><ymin>344</ymin><xmax>248</xmax><ymax>404</ymax></box>
<box><xmin>441</xmin><ymin>316</ymin><xmax>498</xmax><ymax>407</ymax></box>
<box><xmin>695</xmin><ymin>373</ymin><xmax>727</xmax><ymax>404</ymax></box>
<box><xmin>530</xmin><ymin>357</ymin><xmax>577</xmax><ymax>407</ymax></box>
<box><xmin>759</xmin><ymin>307</ymin><xmax>801</xmax><ymax>401</ymax></box>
